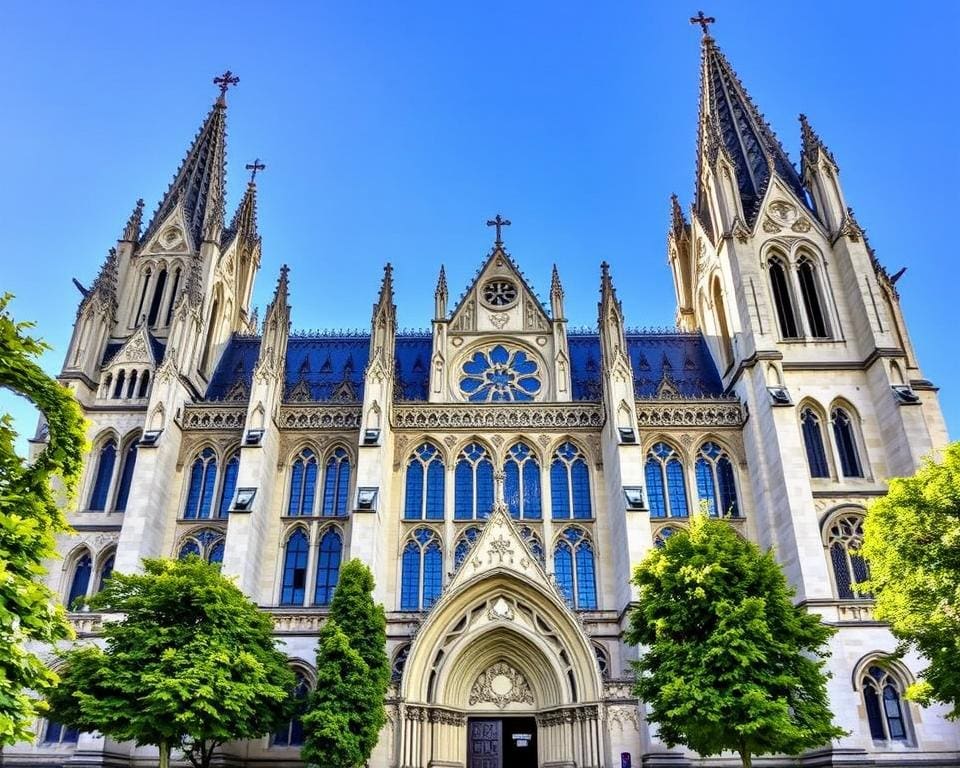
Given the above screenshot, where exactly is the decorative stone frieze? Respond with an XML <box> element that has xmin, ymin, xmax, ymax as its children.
<box><xmin>279</xmin><ymin>405</ymin><xmax>363</xmax><ymax>430</ymax></box>
<box><xmin>469</xmin><ymin>662</ymin><xmax>535</xmax><ymax>709</ymax></box>
<box><xmin>391</xmin><ymin>403</ymin><xmax>603</xmax><ymax>430</ymax></box>
<box><xmin>182</xmin><ymin>404</ymin><xmax>246</xmax><ymax>430</ymax></box>
<box><xmin>269</xmin><ymin>610</ymin><xmax>327</xmax><ymax>633</ymax></box>
<box><xmin>635</xmin><ymin>399</ymin><xmax>743</xmax><ymax>427</ymax></box>
<box><xmin>68</xmin><ymin>613</ymin><xmax>104</xmax><ymax>636</ymax></box>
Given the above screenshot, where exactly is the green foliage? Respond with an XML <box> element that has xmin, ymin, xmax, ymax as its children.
<box><xmin>862</xmin><ymin>442</ymin><xmax>960</xmax><ymax>718</ymax></box>
<box><xmin>0</xmin><ymin>293</ymin><xmax>86</xmax><ymax>745</ymax></box>
<box><xmin>302</xmin><ymin>559</ymin><xmax>388</xmax><ymax>767</ymax></box>
<box><xmin>626</xmin><ymin>515</ymin><xmax>844</xmax><ymax>768</ymax></box>
<box><xmin>48</xmin><ymin>558</ymin><xmax>295</xmax><ymax>768</ymax></box>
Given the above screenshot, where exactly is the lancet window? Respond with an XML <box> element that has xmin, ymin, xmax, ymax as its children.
<box><xmin>183</xmin><ymin>448</ymin><xmax>218</xmax><ymax>519</ymax></box>
<box><xmin>66</xmin><ymin>552</ymin><xmax>92</xmax><ymax>609</ymax></box>
<box><xmin>695</xmin><ymin>441</ymin><xmax>739</xmax><ymax>517</ymax></box>
<box><xmin>554</xmin><ymin>527</ymin><xmax>597</xmax><ymax>610</ymax></box>
<box><xmin>96</xmin><ymin>553</ymin><xmax>115</xmax><ymax>593</ymax></box>
<box><xmin>288</xmin><ymin>448</ymin><xmax>318</xmax><ymax>516</ymax></box>
<box><xmin>455</xmin><ymin>442</ymin><xmax>495</xmax><ymax>520</ymax></box>
<box><xmin>519</xmin><ymin>525</ymin><xmax>545</xmax><ymax>564</ymax></box>
<box><xmin>863</xmin><ymin>665</ymin><xmax>910</xmax><ymax>742</ymax></box>
<box><xmin>550</xmin><ymin>441</ymin><xmax>592</xmax><ymax>520</ymax></box>
<box><xmin>404</xmin><ymin>443</ymin><xmax>445</xmax><ymax>520</ymax></box>
<box><xmin>178</xmin><ymin>528</ymin><xmax>226</xmax><ymax>564</ymax></box>
<box><xmin>797</xmin><ymin>256</ymin><xmax>830</xmax><ymax>338</ymax></box>
<box><xmin>217</xmin><ymin>451</ymin><xmax>240</xmax><ymax>516</ymax></box>
<box><xmin>769</xmin><ymin>256</ymin><xmax>800</xmax><ymax>339</ymax></box>
<box><xmin>801</xmin><ymin>407</ymin><xmax>830</xmax><ymax>478</ymax></box>
<box><xmin>832</xmin><ymin>406</ymin><xmax>864</xmax><ymax>478</ymax></box>
<box><xmin>645</xmin><ymin>442</ymin><xmax>688</xmax><ymax>518</ymax></box>
<box><xmin>321</xmin><ymin>448</ymin><xmax>351</xmax><ymax>517</ymax></box>
<box><xmin>88</xmin><ymin>438</ymin><xmax>117</xmax><ymax>511</ymax></box>
<box><xmin>400</xmin><ymin>527</ymin><xmax>442</xmax><ymax>611</ymax></box>
<box><xmin>272</xmin><ymin>671</ymin><xmax>310</xmax><ymax>747</ymax></box>
<box><xmin>454</xmin><ymin>526</ymin><xmax>482</xmax><ymax>570</ymax></box>
<box><xmin>826</xmin><ymin>513</ymin><xmax>870</xmax><ymax>600</ymax></box>
<box><xmin>504</xmin><ymin>442</ymin><xmax>541</xmax><ymax>519</ymax></box>
<box><xmin>114</xmin><ymin>439</ymin><xmax>138</xmax><ymax>512</ymax></box>
<box><xmin>279</xmin><ymin>529</ymin><xmax>309</xmax><ymax>606</ymax></box>
<box><xmin>314</xmin><ymin>528</ymin><xmax>343</xmax><ymax>606</ymax></box>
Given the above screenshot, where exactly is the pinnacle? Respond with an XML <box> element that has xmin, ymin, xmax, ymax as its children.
<box><xmin>551</xmin><ymin>264</ymin><xmax>564</xmax><ymax>298</ymax></box>
<box><xmin>122</xmin><ymin>198</ymin><xmax>144</xmax><ymax>242</ymax></box>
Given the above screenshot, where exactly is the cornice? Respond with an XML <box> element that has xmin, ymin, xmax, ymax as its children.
<box><xmin>635</xmin><ymin>399</ymin><xmax>744</xmax><ymax>428</ymax></box>
<box><xmin>391</xmin><ymin>402</ymin><xmax>604</xmax><ymax>430</ymax></box>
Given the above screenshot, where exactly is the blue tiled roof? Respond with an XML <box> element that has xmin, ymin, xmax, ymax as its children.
<box><xmin>395</xmin><ymin>335</ymin><xmax>432</xmax><ymax>401</ymax></box>
<box><xmin>206</xmin><ymin>336</ymin><xmax>261</xmax><ymax>399</ymax></box>
<box><xmin>284</xmin><ymin>336</ymin><xmax>370</xmax><ymax>402</ymax></box>
<box><xmin>568</xmin><ymin>331</ymin><xmax>724</xmax><ymax>400</ymax></box>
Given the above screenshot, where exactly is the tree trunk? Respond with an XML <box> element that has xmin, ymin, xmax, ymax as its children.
<box><xmin>738</xmin><ymin>741</ymin><xmax>752</xmax><ymax>768</ymax></box>
<box><xmin>159</xmin><ymin>740</ymin><xmax>170</xmax><ymax>768</ymax></box>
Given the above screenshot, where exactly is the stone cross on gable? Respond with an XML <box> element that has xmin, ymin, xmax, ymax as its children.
<box><xmin>486</xmin><ymin>214</ymin><xmax>511</xmax><ymax>247</ymax></box>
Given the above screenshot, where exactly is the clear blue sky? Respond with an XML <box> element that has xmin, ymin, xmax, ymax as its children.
<box><xmin>1</xmin><ymin>1</ymin><xmax>956</xmax><ymax>444</ymax></box>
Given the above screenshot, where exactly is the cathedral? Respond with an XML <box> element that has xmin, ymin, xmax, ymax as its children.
<box><xmin>10</xmin><ymin>18</ymin><xmax>959</xmax><ymax>768</ymax></box>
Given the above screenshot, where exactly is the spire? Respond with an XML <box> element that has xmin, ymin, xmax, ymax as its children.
<box><xmin>799</xmin><ymin>113</ymin><xmax>838</xmax><ymax>175</ymax></box>
<box><xmin>376</xmin><ymin>263</ymin><xmax>395</xmax><ymax>309</ymax></box>
<box><xmin>369</xmin><ymin>263</ymin><xmax>397</xmax><ymax>370</ymax></box>
<box><xmin>597</xmin><ymin>261</ymin><xmax>629</xmax><ymax>374</ymax></box>
<box><xmin>270</xmin><ymin>264</ymin><xmax>290</xmax><ymax>311</ymax></box>
<box><xmin>224</xmin><ymin>180</ymin><xmax>259</xmax><ymax>247</ymax></box>
<box><xmin>550</xmin><ymin>264</ymin><xmax>565</xmax><ymax>320</ymax></box>
<box><xmin>434</xmin><ymin>265</ymin><xmax>448</xmax><ymax>319</ymax></box>
<box><xmin>79</xmin><ymin>247</ymin><xmax>119</xmax><ymax>316</ymax></box>
<box><xmin>670</xmin><ymin>193</ymin><xmax>689</xmax><ymax>243</ymax></box>
<box><xmin>121</xmin><ymin>199</ymin><xmax>144</xmax><ymax>242</ymax></box>
<box><xmin>695</xmin><ymin>30</ymin><xmax>806</xmax><ymax>226</ymax></box>
<box><xmin>256</xmin><ymin>264</ymin><xmax>291</xmax><ymax>378</ymax></box>
<box><xmin>141</xmin><ymin>76</ymin><xmax>231</xmax><ymax>249</ymax></box>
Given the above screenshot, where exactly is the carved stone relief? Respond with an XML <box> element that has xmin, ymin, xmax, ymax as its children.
<box><xmin>469</xmin><ymin>662</ymin><xmax>535</xmax><ymax>709</ymax></box>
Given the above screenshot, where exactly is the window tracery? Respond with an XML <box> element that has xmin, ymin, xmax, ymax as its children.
<box><xmin>455</xmin><ymin>442</ymin><xmax>495</xmax><ymax>520</ymax></box>
<box><xmin>178</xmin><ymin>528</ymin><xmax>226</xmax><ymax>564</ymax></box>
<box><xmin>553</xmin><ymin>527</ymin><xmax>597</xmax><ymax>610</ymax></box>
<box><xmin>645</xmin><ymin>441</ymin><xmax>688</xmax><ymax>519</ymax></box>
<box><xmin>183</xmin><ymin>447</ymin><xmax>218</xmax><ymax>519</ymax></box>
<box><xmin>504</xmin><ymin>442</ymin><xmax>541</xmax><ymax>519</ymax></box>
<box><xmin>404</xmin><ymin>443</ymin><xmax>445</xmax><ymax>520</ymax></box>
<box><xmin>825</xmin><ymin>513</ymin><xmax>870</xmax><ymax>600</ymax></box>
<box><xmin>454</xmin><ymin>526</ymin><xmax>482</xmax><ymax>570</ymax></box>
<box><xmin>288</xmin><ymin>448</ymin><xmax>318</xmax><ymax>516</ymax></box>
<box><xmin>321</xmin><ymin>447</ymin><xmax>351</xmax><ymax>517</ymax></box>
<box><xmin>459</xmin><ymin>344</ymin><xmax>540</xmax><ymax>402</ymax></box>
<box><xmin>695</xmin><ymin>441</ymin><xmax>739</xmax><ymax>517</ymax></box>
<box><xmin>400</xmin><ymin>527</ymin><xmax>442</xmax><ymax>611</ymax></box>
<box><xmin>862</xmin><ymin>665</ymin><xmax>910</xmax><ymax>742</ymax></box>
<box><xmin>550</xmin><ymin>441</ymin><xmax>592</xmax><ymax>520</ymax></box>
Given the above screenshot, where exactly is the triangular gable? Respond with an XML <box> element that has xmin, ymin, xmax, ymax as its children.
<box><xmin>755</xmin><ymin>176</ymin><xmax>825</xmax><ymax>240</ymax></box>
<box><xmin>449</xmin><ymin>245</ymin><xmax>550</xmax><ymax>333</ymax></box>
<box><xmin>108</xmin><ymin>327</ymin><xmax>156</xmax><ymax>367</ymax></box>
<box><xmin>140</xmin><ymin>202</ymin><xmax>193</xmax><ymax>255</ymax></box>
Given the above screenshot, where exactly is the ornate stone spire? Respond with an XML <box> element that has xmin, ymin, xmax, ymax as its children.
<box><xmin>78</xmin><ymin>247</ymin><xmax>119</xmax><ymax>317</ymax></box>
<box><xmin>121</xmin><ymin>198</ymin><xmax>144</xmax><ymax>242</ymax></box>
<box><xmin>224</xmin><ymin>180</ymin><xmax>259</xmax><ymax>247</ymax></box>
<box><xmin>695</xmin><ymin>30</ymin><xmax>805</xmax><ymax>226</ymax></box>
<box><xmin>550</xmin><ymin>264</ymin><xmax>565</xmax><ymax>320</ymax></box>
<box><xmin>799</xmin><ymin>113</ymin><xmax>838</xmax><ymax>175</ymax></box>
<box><xmin>140</xmin><ymin>77</ymin><xmax>230</xmax><ymax>249</ymax></box>
<box><xmin>670</xmin><ymin>193</ymin><xmax>689</xmax><ymax>243</ymax></box>
<box><xmin>434</xmin><ymin>265</ymin><xmax>448</xmax><ymax>319</ymax></box>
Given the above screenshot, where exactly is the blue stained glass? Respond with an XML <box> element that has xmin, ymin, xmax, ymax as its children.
<box><xmin>179</xmin><ymin>540</ymin><xmax>201</xmax><ymax>559</ymax></box>
<box><xmin>717</xmin><ymin>457</ymin><xmax>739</xmax><ymax>516</ymax></box>
<box><xmin>458</xmin><ymin>345</ymin><xmax>541</xmax><ymax>402</ymax></box>
<box><xmin>423</xmin><ymin>541</ymin><xmax>442</xmax><ymax>609</ymax></box>
<box><xmin>802</xmin><ymin>409</ymin><xmax>830</xmax><ymax>478</ymax></box>
<box><xmin>199</xmin><ymin>459</ymin><xmax>217</xmax><ymax>519</ymax></box>
<box><xmin>89</xmin><ymin>440</ymin><xmax>117</xmax><ymax>511</ymax></box>
<box><xmin>476</xmin><ymin>459</ymin><xmax>494</xmax><ymax>518</ymax></box>
<box><xmin>185</xmin><ymin>449</ymin><xmax>217</xmax><ymax>519</ymax></box>
<box><xmin>404</xmin><ymin>460</ymin><xmax>424</xmax><ymax>519</ymax></box>
<box><xmin>288</xmin><ymin>461</ymin><xmax>304</xmax><ymax>516</ymax></box>
<box><xmin>302</xmin><ymin>459</ymin><xmax>317</xmax><ymax>514</ymax></box>
<box><xmin>454</xmin><ymin>460</ymin><xmax>473</xmax><ymax>519</ymax></box>
<box><xmin>218</xmin><ymin>453</ymin><xmax>239</xmax><ymax>517</ymax></box>
<box><xmin>554</xmin><ymin>542</ymin><xmax>574</xmax><ymax>606</ymax></box>
<box><xmin>97</xmin><ymin>555</ymin><xmax>114</xmax><ymax>592</ymax></box>
<box><xmin>831</xmin><ymin>542</ymin><xmax>853</xmax><ymax>599</ymax></box>
<box><xmin>400</xmin><ymin>541</ymin><xmax>421</xmax><ymax>610</ymax></box>
<box><xmin>426</xmin><ymin>460</ymin><xmax>444</xmax><ymax>519</ymax></box>
<box><xmin>314</xmin><ymin>529</ymin><xmax>342</xmax><ymax>605</ymax></box>
<box><xmin>664</xmin><ymin>459</ymin><xmax>687</xmax><ymax>517</ymax></box>
<box><xmin>551</xmin><ymin>460</ymin><xmax>570</xmax><ymax>519</ymax></box>
<box><xmin>274</xmin><ymin>673</ymin><xmax>309</xmax><ymax>746</ymax></box>
<box><xmin>490</xmin><ymin>345</ymin><xmax>509</xmax><ymax>364</ymax></box>
<box><xmin>280</xmin><ymin>530</ymin><xmax>309</xmax><ymax>606</ymax></box>
<box><xmin>114</xmin><ymin>442</ymin><xmax>137</xmax><ymax>512</ymax></box>
<box><xmin>833</xmin><ymin>409</ymin><xmax>863</xmax><ymax>478</ymax></box>
<box><xmin>208</xmin><ymin>540</ymin><xmax>225</xmax><ymax>564</ymax></box>
<box><xmin>44</xmin><ymin>720</ymin><xmax>79</xmax><ymax>744</ymax></box>
<box><xmin>646</xmin><ymin>459</ymin><xmax>666</xmax><ymax>518</ymax></box>
<box><xmin>323</xmin><ymin>449</ymin><xmax>350</xmax><ymax>517</ymax></box>
<box><xmin>67</xmin><ymin>554</ymin><xmax>92</xmax><ymax>609</ymax></box>
<box><xmin>505</xmin><ymin>460</ymin><xmax>521</xmax><ymax>518</ymax></box>
<box><xmin>337</xmin><ymin>457</ymin><xmax>350</xmax><ymax>513</ymax></box>
<box><xmin>696</xmin><ymin>457</ymin><xmax>716</xmax><ymax>515</ymax></box>
<box><xmin>523</xmin><ymin>461</ymin><xmax>541</xmax><ymax>519</ymax></box>
<box><xmin>571</xmin><ymin>459</ymin><xmax>592</xmax><ymax>519</ymax></box>
<box><xmin>884</xmin><ymin>686</ymin><xmax>906</xmax><ymax>739</ymax></box>
<box><xmin>575</xmin><ymin>542</ymin><xmax>597</xmax><ymax>609</ymax></box>
<box><xmin>864</xmin><ymin>683</ymin><xmax>885</xmax><ymax>739</ymax></box>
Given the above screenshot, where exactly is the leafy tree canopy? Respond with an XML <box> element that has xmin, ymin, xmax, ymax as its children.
<box><xmin>626</xmin><ymin>515</ymin><xmax>844</xmax><ymax>768</ymax></box>
<box><xmin>862</xmin><ymin>442</ymin><xmax>960</xmax><ymax>718</ymax></box>
<box><xmin>0</xmin><ymin>293</ymin><xmax>86</xmax><ymax>745</ymax></box>
<box><xmin>48</xmin><ymin>557</ymin><xmax>295</xmax><ymax>768</ymax></box>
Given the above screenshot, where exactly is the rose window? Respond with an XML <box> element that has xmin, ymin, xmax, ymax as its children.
<box><xmin>459</xmin><ymin>345</ymin><xmax>541</xmax><ymax>402</ymax></box>
<box><xmin>482</xmin><ymin>280</ymin><xmax>518</xmax><ymax>307</ymax></box>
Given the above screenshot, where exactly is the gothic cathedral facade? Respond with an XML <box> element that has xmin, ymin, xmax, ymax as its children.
<box><xmin>10</xmin><ymin>26</ymin><xmax>959</xmax><ymax>768</ymax></box>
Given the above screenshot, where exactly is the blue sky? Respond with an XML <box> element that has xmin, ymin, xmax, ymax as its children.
<box><xmin>1</xmin><ymin>1</ymin><xmax>956</xmax><ymax>444</ymax></box>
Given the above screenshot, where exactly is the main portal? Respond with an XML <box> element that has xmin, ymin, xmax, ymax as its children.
<box><xmin>467</xmin><ymin>717</ymin><xmax>537</xmax><ymax>768</ymax></box>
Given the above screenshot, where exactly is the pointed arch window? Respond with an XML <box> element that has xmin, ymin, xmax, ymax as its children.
<box><xmin>826</xmin><ymin>513</ymin><xmax>871</xmax><ymax>599</ymax></box>
<box><xmin>712</xmin><ymin>278</ymin><xmax>734</xmax><ymax>367</ymax></box>
<box><xmin>863</xmin><ymin>666</ymin><xmax>909</xmax><ymax>742</ymax></box>
<box><xmin>454</xmin><ymin>526</ymin><xmax>482</xmax><ymax>570</ymax></box>
<box><xmin>400</xmin><ymin>527</ymin><xmax>442</xmax><ymax>611</ymax></box>
<box><xmin>273</xmin><ymin>672</ymin><xmax>310</xmax><ymax>747</ymax></box>
<box><xmin>519</xmin><ymin>525</ymin><xmax>545</xmax><ymax>564</ymax></box>
<box><xmin>66</xmin><ymin>553</ymin><xmax>92</xmax><ymax>609</ymax></box>
<box><xmin>314</xmin><ymin>528</ymin><xmax>343</xmax><ymax>606</ymax></box>
<box><xmin>126</xmin><ymin>370</ymin><xmax>139</xmax><ymax>399</ymax></box>
<box><xmin>217</xmin><ymin>451</ymin><xmax>240</xmax><ymax>517</ymax></box>
<box><xmin>147</xmin><ymin>268</ymin><xmax>167</xmax><ymax>327</ymax></box>
<box><xmin>455</xmin><ymin>442</ymin><xmax>495</xmax><ymax>520</ymax></box>
<box><xmin>832</xmin><ymin>407</ymin><xmax>864</xmax><ymax>478</ymax></box>
<box><xmin>695</xmin><ymin>442</ymin><xmax>739</xmax><ymax>517</ymax></box>
<box><xmin>321</xmin><ymin>448</ymin><xmax>351</xmax><ymax>517</ymax></box>
<box><xmin>645</xmin><ymin>442</ymin><xmax>688</xmax><ymax>519</ymax></box>
<box><xmin>550</xmin><ymin>442</ymin><xmax>592</xmax><ymax>520</ymax></box>
<box><xmin>801</xmin><ymin>407</ymin><xmax>830</xmax><ymax>478</ymax></box>
<box><xmin>113</xmin><ymin>370</ymin><xmax>126</xmax><ymax>399</ymax></box>
<box><xmin>769</xmin><ymin>257</ymin><xmax>800</xmax><ymax>339</ymax></box>
<box><xmin>279</xmin><ymin>529</ymin><xmax>309</xmax><ymax>606</ymax></box>
<box><xmin>178</xmin><ymin>528</ymin><xmax>225</xmax><ymax>564</ymax></box>
<box><xmin>505</xmin><ymin>442</ymin><xmax>541</xmax><ymax>519</ymax></box>
<box><xmin>134</xmin><ymin>268</ymin><xmax>151</xmax><ymax>327</ymax></box>
<box><xmin>404</xmin><ymin>443</ymin><xmax>445</xmax><ymax>520</ymax></box>
<box><xmin>96</xmin><ymin>554</ymin><xmax>115</xmax><ymax>594</ymax></box>
<box><xmin>288</xmin><ymin>448</ymin><xmax>318</xmax><ymax>517</ymax></box>
<box><xmin>797</xmin><ymin>256</ymin><xmax>830</xmax><ymax>338</ymax></box>
<box><xmin>200</xmin><ymin>296</ymin><xmax>220</xmax><ymax>375</ymax></box>
<box><xmin>554</xmin><ymin>527</ymin><xmax>597</xmax><ymax>609</ymax></box>
<box><xmin>138</xmin><ymin>370</ymin><xmax>151</xmax><ymax>398</ymax></box>
<box><xmin>653</xmin><ymin>526</ymin><xmax>679</xmax><ymax>549</ymax></box>
<box><xmin>183</xmin><ymin>448</ymin><xmax>218</xmax><ymax>519</ymax></box>
<box><xmin>165</xmin><ymin>267</ymin><xmax>181</xmax><ymax>326</ymax></box>
<box><xmin>88</xmin><ymin>438</ymin><xmax>117</xmax><ymax>511</ymax></box>
<box><xmin>43</xmin><ymin>720</ymin><xmax>80</xmax><ymax>745</ymax></box>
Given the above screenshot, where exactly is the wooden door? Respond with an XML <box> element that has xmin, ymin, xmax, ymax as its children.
<box><xmin>468</xmin><ymin>719</ymin><xmax>502</xmax><ymax>768</ymax></box>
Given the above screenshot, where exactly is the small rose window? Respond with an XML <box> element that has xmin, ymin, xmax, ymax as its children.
<box><xmin>459</xmin><ymin>345</ymin><xmax>541</xmax><ymax>402</ymax></box>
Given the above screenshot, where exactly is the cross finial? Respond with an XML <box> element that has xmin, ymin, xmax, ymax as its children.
<box><xmin>689</xmin><ymin>10</ymin><xmax>715</xmax><ymax>36</ymax></box>
<box><xmin>245</xmin><ymin>158</ymin><xmax>266</xmax><ymax>184</ymax></box>
<box><xmin>213</xmin><ymin>70</ymin><xmax>240</xmax><ymax>100</ymax></box>
<box><xmin>486</xmin><ymin>213</ymin><xmax>511</xmax><ymax>247</ymax></box>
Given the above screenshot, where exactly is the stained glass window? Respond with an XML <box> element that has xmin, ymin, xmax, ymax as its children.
<box><xmin>178</xmin><ymin>528</ymin><xmax>226</xmax><ymax>564</ymax></box>
<box><xmin>322</xmin><ymin>448</ymin><xmax>351</xmax><ymax>517</ymax></box>
<box><xmin>43</xmin><ymin>720</ymin><xmax>79</xmax><ymax>745</ymax></box>
<box><xmin>505</xmin><ymin>443</ymin><xmax>541</xmax><ymax>519</ymax></box>
<box><xmin>314</xmin><ymin>529</ymin><xmax>342</xmax><ymax>606</ymax></box>
<box><xmin>404</xmin><ymin>444</ymin><xmax>445</xmax><ymax>520</ymax></box>
<box><xmin>695</xmin><ymin>442</ymin><xmax>739</xmax><ymax>517</ymax></box>
<box><xmin>96</xmin><ymin>554</ymin><xmax>115</xmax><ymax>593</ymax></box>
<box><xmin>67</xmin><ymin>553</ymin><xmax>92</xmax><ymax>609</ymax></box>
<box><xmin>184</xmin><ymin>448</ymin><xmax>218</xmax><ymax>519</ymax></box>
<box><xmin>645</xmin><ymin>442</ymin><xmax>688</xmax><ymax>518</ymax></box>
<box><xmin>288</xmin><ymin>449</ymin><xmax>318</xmax><ymax>516</ymax></box>
<box><xmin>801</xmin><ymin>408</ymin><xmax>830</xmax><ymax>478</ymax></box>
<box><xmin>217</xmin><ymin>451</ymin><xmax>240</xmax><ymax>517</ymax></box>
<box><xmin>280</xmin><ymin>529</ymin><xmax>309</xmax><ymax>606</ymax></box>
<box><xmin>114</xmin><ymin>441</ymin><xmax>137</xmax><ymax>512</ymax></box>
<box><xmin>832</xmin><ymin>407</ymin><xmax>864</xmax><ymax>478</ymax></box>
<box><xmin>89</xmin><ymin>439</ymin><xmax>117</xmax><ymax>511</ymax></box>
<box><xmin>400</xmin><ymin>528</ymin><xmax>442</xmax><ymax>611</ymax></box>
<box><xmin>454</xmin><ymin>526</ymin><xmax>482</xmax><ymax>569</ymax></box>
<box><xmin>519</xmin><ymin>525</ymin><xmax>545</xmax><ymax>564</ymax></box>
<box><xmin>273</xmin><ymin>672</ymin><xmax>310</xmax><ymax>747</ymax></box>
<box><xmin>455</xmin><ymin>442</ymin><xmax>494</xmax><ymax>519</ymax></box>
<box><xmin>798</xmin><ymin>257</ymin><xmax>830</xmax><ymax>338</ymax></box>
<box><xmin>769</xmin><ymin>257</ymin><xmax>800</xmax><ymax>339</ymax></box>
<box><xmin>826</xmin><ymin>514</ymin><xmax>871</xmax><ymax>599</ymax></box>
<box><xmin>459</xmin><ymin>344</ymin><xmax>541</xmax><ymax>402</ymax></box>
<box><xmin>553</xmin><ymin>528</ymin><xmax>597</xmax><ymax>610</ymax></box>
<box><xmin>550</xmin><ymin>442</ymin><xmax>592</xmax><ymax>519</ymax></box>
<box><xmin>863</xmin><ymin>666</ymin><xmax>909</xmax><ymax>742</ymax></box>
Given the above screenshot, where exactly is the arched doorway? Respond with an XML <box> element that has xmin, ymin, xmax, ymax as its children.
<box><xmin>397</xmin><ymin>509</ymin><xmax>604</xmax><ymax>768</ymax></box>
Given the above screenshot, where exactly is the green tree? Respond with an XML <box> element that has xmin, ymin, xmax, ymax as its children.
<box><xmin>47</xmin><ymin>557</ymin><xmax>295</xmax><ymax>768</ymax></box>
<box><xmin>302</xmin><ymin>559</ymin><xmax>388</xmax><ymax>767</ymax></box>
<box><xmin>0</xmin><ymin>293</ymin><xmax>86</xmax><ymax>744</ymax></box>
<box><xmin>626</xmin><ymin>515</ymin><xmax>844</xmax><ymax>768</ymax></box>
<box><xmin>862</xmin><ymin>442</ymin><xmax>960</xmax><ymax>718</ymax></box>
